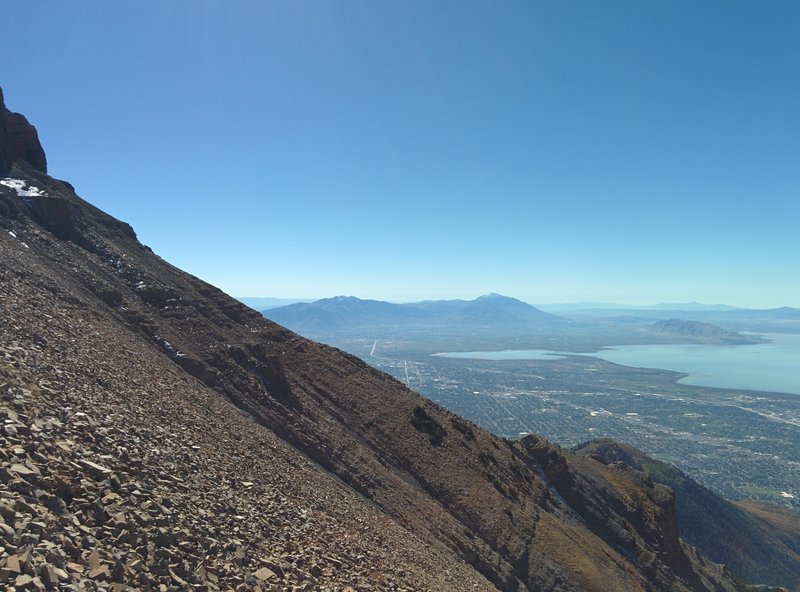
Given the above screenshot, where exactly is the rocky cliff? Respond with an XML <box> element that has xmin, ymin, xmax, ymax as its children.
<box><xmin>576</xmin><ymin>439</ymin><xmax>800</xmax><ymax>590</ymax></box>
<box><xmin>0</xmin><ymin>87</ymin><xmax>751</xmax><ymax>591</ymax></box>
<box><xmin>0</xmin><ymin>88</ymin><xmax>47</xmax><ymax>176</ymax></box>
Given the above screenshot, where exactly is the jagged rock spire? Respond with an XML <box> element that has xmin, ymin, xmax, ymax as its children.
<box><xmin>0</xmin><ymin>86</ymin><xmax>48</xmax><ymax>175</ymax></box>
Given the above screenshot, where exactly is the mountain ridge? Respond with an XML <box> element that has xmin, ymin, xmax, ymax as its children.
<box><xmin>264</xmin><ymin>293</ymin><xmax>562</xmax><ymax>335</ymax></box>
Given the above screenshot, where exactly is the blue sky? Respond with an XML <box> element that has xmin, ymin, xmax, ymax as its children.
<box><xmin>2</xmin><ymin>1</ymin><xmax>798</xmax><ymax>307</ymax></box>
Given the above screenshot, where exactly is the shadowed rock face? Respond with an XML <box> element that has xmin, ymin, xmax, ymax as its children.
<box><xmin>0</xmin><ymin>90</ymin><xmax>752</xmax><ymax>591</ymax></box>
<box><xmin>0</xmin><ymin>87</ymin><xmax>48</xmax><ymax>175</ymax></box>
<box><xmin>576</xmin><ymin>439</ymin><xmax>800</xmax><ymax>590</ymax></box>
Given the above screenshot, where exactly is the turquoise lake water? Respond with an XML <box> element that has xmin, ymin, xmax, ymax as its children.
<box><xmin>433</xmin><ymin>332</ymin><xmax>800</xmax><ymax>395</ymax></box>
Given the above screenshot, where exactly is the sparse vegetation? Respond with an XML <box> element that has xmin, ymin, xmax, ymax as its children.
<box><xmin>411</xmin><ymin>405</ymin><xmax>447</xmax><ymax>445</ymax></box>
<box><xmin>507</xmin><ymin>484</ymin><xmax>520</xmax><ymax>502</ymax></box>
<box><xmin>486</xmin><ymin>472</ymin><xmax>507</xmax><ymax>495</ymax></box>
<box><xmin>450</xmin><ymin>416</ymin><xmax>476</xmax><ymax>441</ymax></box>
<box><xmin>478</xmin><ymin>450</ymin><xmax>498</xmax><ymax>466</ymax></box>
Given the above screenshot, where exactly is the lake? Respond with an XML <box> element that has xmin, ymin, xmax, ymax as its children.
<box><xmin>433</xmin><ymin>332</ymin><xmax>800</xmax><ymax>396</ymax></box>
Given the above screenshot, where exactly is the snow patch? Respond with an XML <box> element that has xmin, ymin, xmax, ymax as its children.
<box><xmin>5</xmin><ymin>229</ymin><xmax>30</xmax><ymax>249</ymax></box>
<box><xmin>0</xmin><ymin>178</ymin><xmax>48</xmax><ymax>197</ymax></box>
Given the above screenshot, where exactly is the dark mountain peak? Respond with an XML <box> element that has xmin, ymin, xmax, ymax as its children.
<box><xmin>463</xmin><ymin>293</ymin><xmax>559</xmax><ymax>323</ymax></box>
<box><xmin>0</xmin><ymin>87</ymin><xmax>48</xmax><ymax>175</ymax></box>
<box><xmin>0</xmin><ymin>90</ymin><xmax>137</xmax><ymax>253</ymax></box>
<box><xmin>476</xmin><ymin>293</ymin><xmax>528</xmax><ymax>304</ymax></box>
<box><xmin>472</xmin><ymin>293</ymin><xmax>533</xmax><ymax>308</ymax></box>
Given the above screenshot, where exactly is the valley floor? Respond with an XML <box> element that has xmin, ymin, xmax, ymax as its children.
<box><xmin>325</xmin><ymin>335</ymin><xmax>800</xmax><ymax>511</ymax></box>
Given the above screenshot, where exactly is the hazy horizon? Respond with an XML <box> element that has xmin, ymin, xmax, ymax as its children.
<box><xmin>240</xmin><ymin>292</ymin><xmax>796</xmax><ymax>310</ymax></box>
<box><xmin>237</xmin><ymin>293</ymin><xmax>790</xmax><ymax>311</ymax></box>
<box><xmin>3</xmin><ymin>1</ymin><xmax>798</xmax><ymax>309</ymax></box>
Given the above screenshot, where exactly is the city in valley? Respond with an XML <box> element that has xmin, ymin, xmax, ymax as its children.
<box><xmin>270</xmin><ymin>310</ymin><xmax>800</xmax><ymax>511</ymax></box>
<box><xmin>360</xmin><ymin>337</ymin><xmax>799</xmax><ymax>508</ymax></box>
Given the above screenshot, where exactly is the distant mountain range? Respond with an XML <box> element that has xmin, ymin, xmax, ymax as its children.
<box><xmin>539</xmin><ymin>302</ymin><xmax>741</xmax><ymax>312</ymax></box>
<box><xmin>238</xmin><ymin>296</ymin><xmax>314</xmax><ymax>310</ymax></box>
<box><xmin>263</xmin><ymin>293</ymin><xmax>562</xmax><ymax>334</ymax></box>
<box><xmin>262</xmin><ymin>294</ymin><xmax>790</xmax><ymax>346</ymax></box>
<box><xmin>548</xmin><ymin>303</ymin><xmax>800</xmax><ymax>319</ymax></box>
<box><xmin>541</xmin><ymin>302</ymin><xmax>800</xmax><ymax>334</ymax></box>
<box><xmin>647</xmin><ymin>302</ymin><xmax>741</xmax><ymax>311</ymax></box>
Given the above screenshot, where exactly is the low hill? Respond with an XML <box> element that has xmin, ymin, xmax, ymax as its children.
<box><xmin>575</xmin><ymin>439</ymin><xmax>800</xmax><ymax>589</ymax></box>
<box><xmin>647</xmin><ymin>319</ymin><xmax>765</xmax><ymax>345</ymax></box>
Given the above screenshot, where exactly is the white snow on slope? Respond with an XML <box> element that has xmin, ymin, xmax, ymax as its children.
<box><xmin>0</xmin><ymin>178</ymin><xmax>48</xmax><ymax>197</ymax></box>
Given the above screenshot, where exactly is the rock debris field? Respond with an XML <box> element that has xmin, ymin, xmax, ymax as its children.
<box><xmin>0</xmin><ymin>265</ymin><xmax>491</xmax><ymax>591</ymax></box>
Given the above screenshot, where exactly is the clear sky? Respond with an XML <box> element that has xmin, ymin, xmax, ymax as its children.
<box><xmin>2</xmin><ymin>1</ymin><xmax>798</xmax><ymax>307</ymax></box>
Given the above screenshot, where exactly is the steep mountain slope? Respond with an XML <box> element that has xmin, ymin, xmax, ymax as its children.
<box><xmin>0</xmin><ymin>88</ymin><xmax>749</xmax><ymax>591</ymax></box>
<box><xmin>575</xmin><ymin>439</ymin><xmax>800</xmax><ymax>589</ymax></box>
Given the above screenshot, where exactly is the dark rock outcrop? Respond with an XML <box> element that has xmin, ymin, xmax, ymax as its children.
<box><xmin>515</xmin><ymin>435</ymin><xmax>696</xmax><ymax>589</ymax></box>
<box><xmin>0</xmin><ymin>87</ymin><xmax>47</xmax><ymax>175</ymax></box>
<box><xmin>576</xmin><ymin>439</ymin><xmax>800</xmax><ymax>590</ymax></box>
